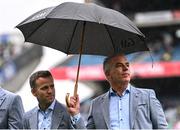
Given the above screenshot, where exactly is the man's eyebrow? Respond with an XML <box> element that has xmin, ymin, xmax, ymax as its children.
<box><xmin>39</xmin><ymin>83</ymin><xmax>53</xmax><ymax>88</ymax></box>
<box><xmin>115</xmin><ymin>62</ymin><xmax>130</xmax><ymax>66</ymax></box>
<box><xmin>116</xmin><ymin>61</ymin><xmax>129</xmax><ymax>64</ymax></box>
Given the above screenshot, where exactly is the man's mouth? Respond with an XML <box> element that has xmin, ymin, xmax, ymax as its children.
<box><xmin>122</xmin><ymin>73</ymin><xmax>130</xmax><ymax>77</ymax></box>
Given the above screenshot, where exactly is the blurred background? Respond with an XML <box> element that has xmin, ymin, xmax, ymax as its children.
<box><xmin>0</xmin><ymin>0</ymin><xmax>180</xmax><ymax>129</ymax></box>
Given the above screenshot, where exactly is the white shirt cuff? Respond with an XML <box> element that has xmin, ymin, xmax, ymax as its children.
<box><xmin>71</xmin><ymin>113</ymin><xmax>81</xmax><ymax>124</ymax></box>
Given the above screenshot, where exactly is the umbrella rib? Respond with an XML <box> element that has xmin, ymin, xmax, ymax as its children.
<box><xmin>26</xmin><ymin>19</ymin><xmax>49</xmax><ymax>41</ymax></box>
<box><xmin>66</xmin><ymin>20</ymin><xmax>79</xmax><ymax>55</ymax></box>
<box><xmin>104</xmin><ymin>25</ymin><xmax>115</xmax><ymax>54</ymax></box>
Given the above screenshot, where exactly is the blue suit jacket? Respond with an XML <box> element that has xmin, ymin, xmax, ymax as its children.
<box><xmin>23</xmin><ymin>100</ymin><xmax>72</xmax><ymax>129</ymax></box>
<box><xmin>0</xmin><ymin>88</ymin><xmax>24</xmax><ymax>129</ymax></box>
<box><xmin>75</xmin><ymin>85</ymin><xmax>168</xmax><ymax>129</ymax></box>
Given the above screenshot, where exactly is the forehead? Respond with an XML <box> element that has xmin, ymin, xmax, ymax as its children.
<box><xmin>35</xmin><ymin>76</ymin><xmax>53</xmax><ymax>86</ymax></box>
<box><xmin>110</xmin><ymin>55</ymin><xmax>128</xmax><ymax>64</ymax></box>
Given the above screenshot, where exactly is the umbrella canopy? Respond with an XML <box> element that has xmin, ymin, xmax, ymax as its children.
<box><xmin>16</xmin><ymin>2</ymin><xmax>149</xmax><ymax>103</ymax></box>
<box><xmin>16</xmin><ymin>2</ymin><xmax>148</xmax><ymax>56</ymax></box>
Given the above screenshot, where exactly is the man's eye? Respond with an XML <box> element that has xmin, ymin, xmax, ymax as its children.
<box><xmin>41</xmin><ymin>86</ymin><xmax>48</xmax><ymax>90</ymax></box>
<box><xmin>50</xmin><ymin>85</ymin><xmax>54</xmax><ymax>88</ymax></box>
<box><xmin>115</xmin><ymin>64</ymin><xmax>122</xmax><ymax>68</ymax></box>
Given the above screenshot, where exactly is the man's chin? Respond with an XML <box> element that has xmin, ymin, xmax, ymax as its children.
<box><xmin>121</xmin><ymin>80</ymin><xmax>130</xmax><ymax>85</ymax></box>
<box><xmin>48</xmin><ymin>98</ymin><xmax>55</xmax><ymax>103</ymax></box>
<box><xmin>122</xmin><ymin>77</ymin><xmax>130</xmax><ymax>82</ymax></box>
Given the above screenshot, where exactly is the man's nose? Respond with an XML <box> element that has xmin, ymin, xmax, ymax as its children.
<box><xmin>122</xmin><ymin>65</ymin><xmax>128</xmax><ymax>71</ymax></box>
<box><xmin>47</xmin><ymin>87</ymin><xmax>53</xmax><ymax>93</ymax></box>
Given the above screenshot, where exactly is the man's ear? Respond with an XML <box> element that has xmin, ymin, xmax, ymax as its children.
<box><xmin>105</xmin><ymin>70</ymin><xmax>110</xmax><ymax>76</ymax></box>
<box><xmin>105</xmin><ymin>71</ymin><xmax>110</xmax><ymax>80</ymax></box>
<box><xmin>31</xmin><ymin>88</ymin><xmax>37</xmax><ymax>97</ymax></box>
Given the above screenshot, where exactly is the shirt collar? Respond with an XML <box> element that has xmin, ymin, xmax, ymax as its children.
<box><xmin>38</xmin><ymin>99</ymin><xmax>56</xmax><ymax>111</ymax></box>
<box><xmin>109</xmin><ymin>84</ymin><xmax>131</xmax><ymax>96</ymax></box>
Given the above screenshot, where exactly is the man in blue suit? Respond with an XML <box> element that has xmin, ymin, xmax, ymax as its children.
<box><xmin>67</xmin><ymin>53</ymin><xmax>168</xmax><ymax>129</ymax></box>
<box><xmin>0</xmin><ymin>87</ymin><xmax>24</xmax><ymax>129</ymax></box>
<box><xmin>23</xmin><ymin>70</ymin><xmax>72</xmax><ymax>129</ymax></box>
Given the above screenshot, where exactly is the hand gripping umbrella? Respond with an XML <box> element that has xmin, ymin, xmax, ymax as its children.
<box><xmin>16</xmin><ymin>2</ymin><xmax>149</xmax><ymax>106</ymax></box>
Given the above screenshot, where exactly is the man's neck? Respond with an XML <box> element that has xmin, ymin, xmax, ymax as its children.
<box><xmin>111</xmin><ymin>83</ymin><xmax>128</xmax><ymax>96</ymax></box>
<box><xmin>39</xmin><ymin>103</ymin><xmax>51</xmax><ymax>111</ymax></box>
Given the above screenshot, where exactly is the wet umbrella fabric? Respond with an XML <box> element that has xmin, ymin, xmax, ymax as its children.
<box><xmin>16</xmin><ymin>2</ymin><xmax>148</xmax><ymax>56</ymax></box>
<box><xmin>16</xmin><ymin>2</ymin><xmax>149</xmax><ymax>98</ymax></box>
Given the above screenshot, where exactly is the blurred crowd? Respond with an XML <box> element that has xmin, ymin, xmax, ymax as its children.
<box><xmin>0</xmin><ymin>33</ymin><xmax>24</xmax><ymax>84</ymax></box>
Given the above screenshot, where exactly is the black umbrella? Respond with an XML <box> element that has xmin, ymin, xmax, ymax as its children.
<box><xmin>16</xmin><ymin>2</ymin><xmax>149</xmax><ymax>105</ymax></box>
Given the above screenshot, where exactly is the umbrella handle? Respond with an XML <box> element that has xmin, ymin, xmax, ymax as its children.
<box><xmin>65</xmin><ymin>93</ymin><xmax>70</xmax><ymax>107</ymax></box>
<box><xmin>65</xmin><ymin>83</ymin><xmax>78</xmax><ymax>107</ymax></box>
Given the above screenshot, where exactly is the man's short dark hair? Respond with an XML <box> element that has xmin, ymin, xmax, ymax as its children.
<box><xmin>29</xmin><ymin>70</ymin><xmax>53</xmax><ymax>89</ymax></box>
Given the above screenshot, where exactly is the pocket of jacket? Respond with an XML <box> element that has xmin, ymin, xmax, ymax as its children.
<box><xmin>0</xmin><ymin>109</ymin><xmax>6</xmax><ymax>117</ymax></box>
<box><xmin>137</xmin><ymin>104</ymin><xmax>149</xmax><ymax>118</ymax></box>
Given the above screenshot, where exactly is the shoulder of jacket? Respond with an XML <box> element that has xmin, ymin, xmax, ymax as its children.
<box><xmin>132</xmin><ymin>86</ymin><xmax>154</xmax><ymax>93</ymax></box>
<box><xmin>55</xmin><ymin>100</ymin><xmax>66</xmax><ymax>109</ymax></box>
<box><xmin>24</xmin><ymin>107</ymin><xmax>38</xmax><ymax>117</ymax></box>
<box><xmin>92</xmin><ymin>91</ymin><xmax>108</xmax><ymax>103</ymax></box>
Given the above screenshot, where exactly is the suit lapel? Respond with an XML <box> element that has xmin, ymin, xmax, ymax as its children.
<box><xmin>29</xmin><ymin>108</ymin><xmax>38</xmax><ymax>129</ymax></box>
<box><xmin>101</xmin><ymin>92</ymin><xmax>110</xmax><ymax>129</ymax></box>
<box><xmin>51</xmin><ymin>101</ymin><xmax>63</xmax><ymax>129</ymax></box>
<box><xmin>0</xmin><ymin>88</ymin><xmax>6</xmax><ymax>107</ymax></box>
<box><xmin>129</xmin><ymin>86</ymin><xmax>140</xmax><ymax>129</ymax></box>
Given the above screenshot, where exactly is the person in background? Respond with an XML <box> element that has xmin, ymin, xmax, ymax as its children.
<box><xmin>67</xmin><ymin>53</ymin><xmax>168</xmax><ymax>129</ymax></box>
<box><xmin>0</xmin><ymin>87</ymin><xmax>24</xmax><ymax>129</ymax></box>
<box><xmin>23</xmin><ymin>70</ymin><xmax>72</xmax><ymax>129</ymax></box>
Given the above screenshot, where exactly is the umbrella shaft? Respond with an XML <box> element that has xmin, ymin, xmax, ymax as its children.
<box><xmin>74</xmin><ymin>21</ymin><xmax>86</xmax><ymax>96</ymax></box>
